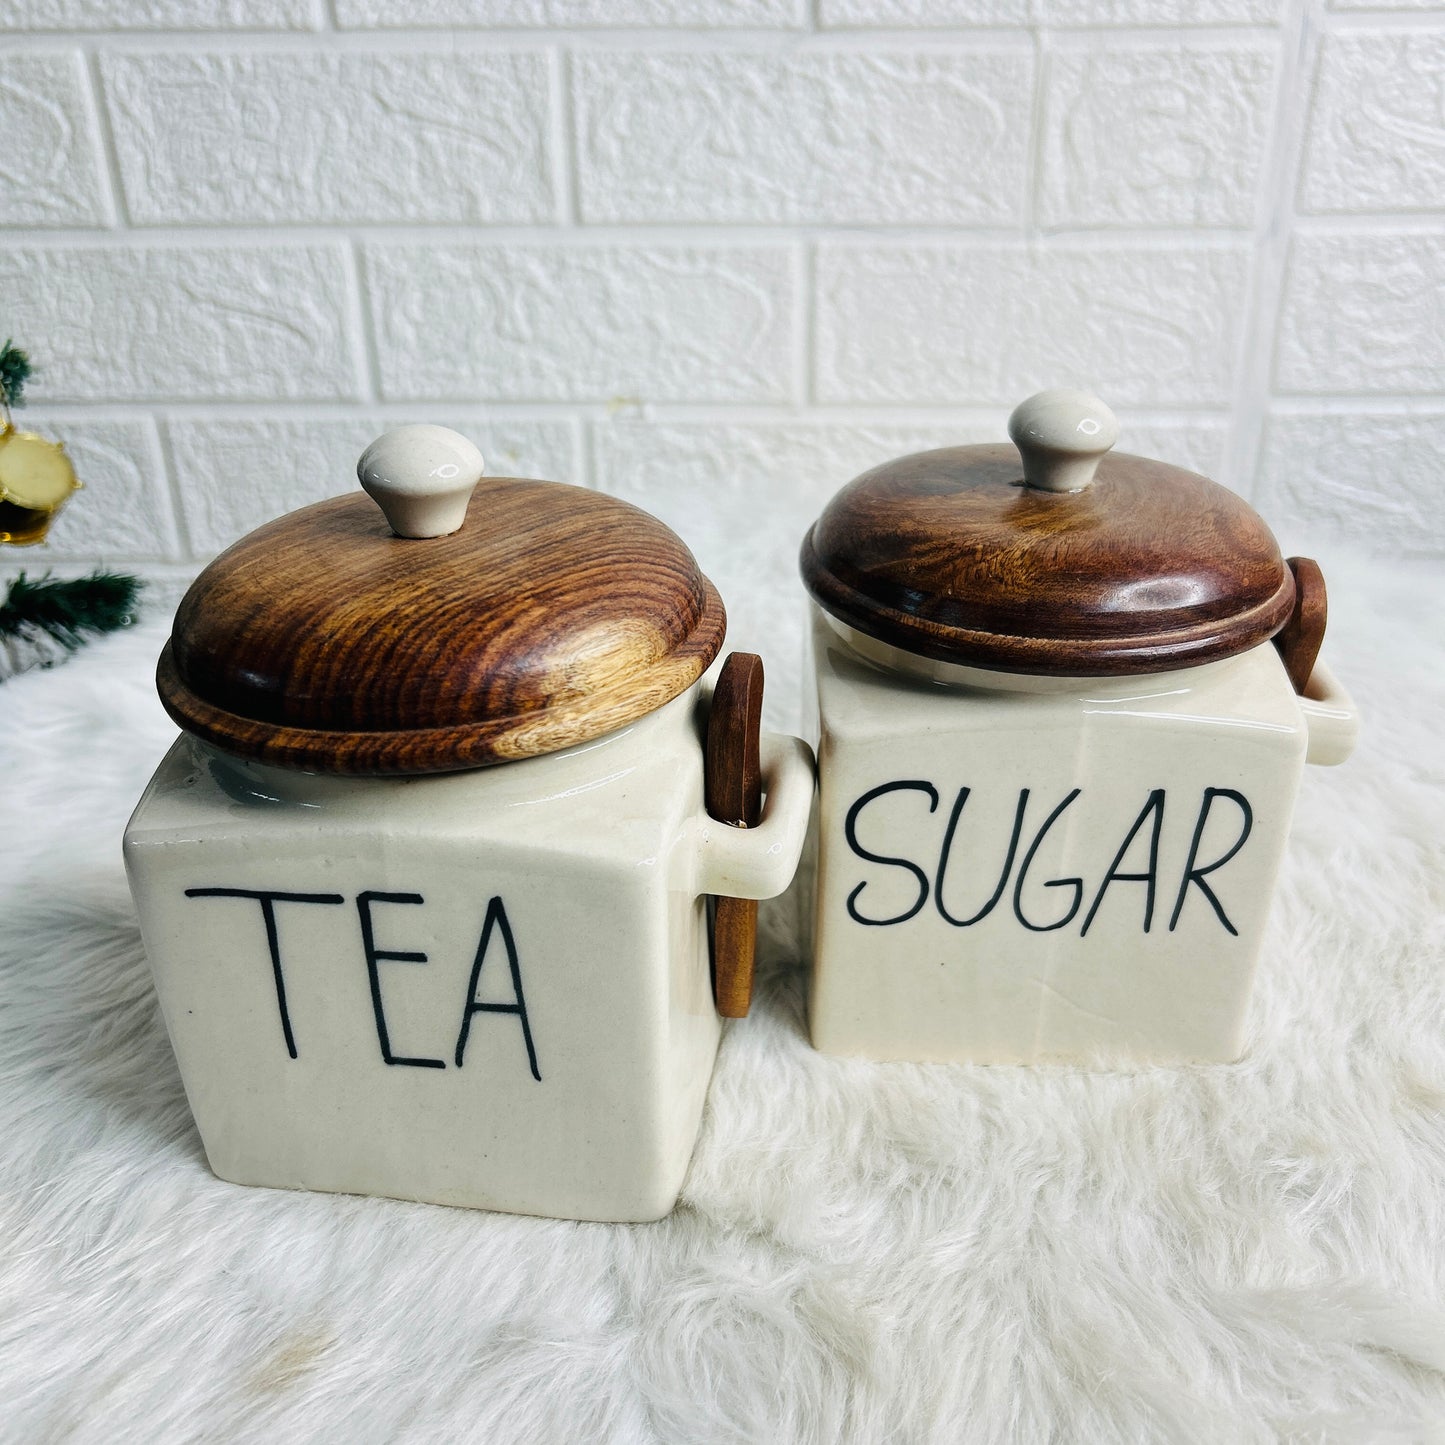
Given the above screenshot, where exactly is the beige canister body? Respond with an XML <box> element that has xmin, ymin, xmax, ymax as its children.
<box><xmin>805</xmin><ymin>608</ymin><xmax>1357</xmax><ymax>1065</ymax></box>
<box><xmin>799</xmin><ymin>389</ymin><xmax>1359</xmax><ymax>1066</ymax></box>
<box><xmin>124</xmin><ymin>424</ymin><xmax>815</xmax><ymax>1221</ymax></box>
<box><xmin>126</xmin><ymin>685</ymin><xmax>813</xmax><ymax>1222</ymax></box>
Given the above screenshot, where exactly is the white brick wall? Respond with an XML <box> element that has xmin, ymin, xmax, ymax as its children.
<box><xmin>573</xmin><ymin>50</ymin><xmax>1034</xmax><ymax>225</ymax></box>
<box><xmin>1300</xmin><ymin>31</ymin><xmax>1445</xmax><ymax>213</ymax></box>
<box><xmin>0</xmin><ymin>54</ymin><xmax>111</xmax><ymax>225</ymax></box>
<box><xmin>1038</xmin><ymin>40</ymin><xmax>1277</xmax><ymax>227</ymax></box>
<box><xmin>815</xmin><ymin>241</ymin><xmax>1252</xmax><ymax>404</ymax></box>
<box><xmin>366</xmin><ymin>243</ymin><xmax>796</xmax><ymax>401</ymax></box>
<box><xmin>2</xmin><ymin>0</ymin><xmax>1441</xmax><ymax>638</ymax></box>
<box><xmin>1276</xmin><ymin>232</ymin><xmax>1445</xmax><ymax>395</ymax></box>
<box><xmin>0</xmin><ymin>245</ymin><xmax>360</xmax><ymax>400</ymax></box>
<box><xmin>103</xmin><ymin>52</ymin><xmax>556</xmax><ymax>225</ymax></box>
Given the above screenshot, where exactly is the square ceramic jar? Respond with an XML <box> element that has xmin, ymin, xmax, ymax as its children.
<box><xmin>125</xmin><ymin>427</ymin><xmax>813</xmax><ymax>1222</ymax></box>
<box><xmin>800</xmin><ymin>391</ymin><xmax>1359</xmax><ymax>1067</ymax></box>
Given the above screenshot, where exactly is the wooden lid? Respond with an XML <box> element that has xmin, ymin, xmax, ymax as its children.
<box><xmin>160</xmin><ymin>425</ymin><xmax>726</xmax><ymax>775</ymax></box>
<box><xmin>800</xmin><ymin>389</ymin><xmax>1295</xmax><ymax>677</ymax></box>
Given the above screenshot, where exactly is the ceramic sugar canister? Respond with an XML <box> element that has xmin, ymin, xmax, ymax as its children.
<box><xmin>124</xmin><ymin>426</ymin><xmax>814</xmax><ymax>1222</ymax></box>
<box><xmin>800</xmin><ymin>389</ymin><xmax>1359</xmax><ymax>1067</ymax></box>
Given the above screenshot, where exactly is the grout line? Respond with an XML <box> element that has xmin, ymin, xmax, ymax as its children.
<box><xmin>70</xmin><ymin>50</ymin><xmax>118</xmax><ymax>230</ymax></box>
<box><xmin>1318</xmin><ymin>8</ymin><xmax>1445</xmax><ymax>29</ymax></box>
<box><xmin>1040</xmin><ymin>26</ymin><xmax>1292</xmax><ymax>53</ymax></box>
<box><xmin>550</xmin><ymin>47</ymin><xmax>579</xmax><ymax>227</ymax></box>
<box><xmin>575</xmin><ymin>415</ymin><xmax>596</xmax><ymax>491</ymax></box>
<box><xmin>26</xmin><ymin>26</ymin><xmax>1336</xmax><ymax>68</ymax></box>
<box><xmin>1282</xmin><ymin>212</ymin><xmax>1445</xmax><ymax>234</ymax></box>
<box><xmin>0</xmin><ymin>23</ymin><xmax>1303</xmax><ymax>48</ymax></box>
<box><xmin>1223</xmin><ymin>0</ymin><xmax>1325</xmax><ymax>502</ymax></box>
<box><xmin>0</xmin><ymin>223</ymin><xmax>1270</xmax><ymax>246</ymax></box>
<box><xmin>1268</xmin><ymin>393</ymin><xmax>1445</xmax><ymax>413</ymax></box>
<box><xmin>1024</xmin><ymin>24</ymin><xmax>1049</xmax><ymax>237</ymax></box>
<box><xmin>154</xmin><ymin>415</ymin><xmax>197</xmax><ymax>561</ymax></box>
<box><xmin>343</xmin><ymin>239</ymin><xmax>382</xmax><ymax>406</ymax></box>
<box><xmin>82</xmin><ymin>50</ymin><xmax>131</xmax><ymax>230</ymax></box>
<box><xmin>0</xmin><ymin>28</ymin><xmax>1046</xmax><ymax>53</ymax></box>
<box><xmin>20</xmin><ymin>400</ymin><xmax>1255</xmax><ymax>424</ymax></box>
<box><xmin>794</xmin><ymin>241</ymin><xmax>813</xmax><ymax>409</ymax></box>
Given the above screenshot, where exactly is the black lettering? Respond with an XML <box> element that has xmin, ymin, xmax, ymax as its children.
<box><xmin>1080</xmin><ymin>789</ymin><xmax>1166</xmax><ymax>936</ymax></box>
<box><xmin>935</xmin><ymin>788</ymin><xmax>1030</xmax><ymax>928</ymax></box>
<box><xmin>1168</xmin><ymin>788</ymin><xmax>1253</xmax><ymax>936</ymax></box>
<box><xmin>455</xmin><ymin>896</ymin><xmax>540</xmax><ymax>1082</ymax></box>
<box><xmin>1011</xmin><ymin>790</ymin><xmax>1084</xmax><ymax>932</ymax></box>
<box><xmin>184</xmin><ymin>888</ymin><xmax>344</xmax><ymax>1060</ymax></box>
<box><xmin>356</xmin><ymin>891</ymin><xmax>445</xmax><ymax>1069</ymax></box>
<box><xmin>844</xmin><ymin>780</ymin><xmax>940</xmax><ymax>926</ymax></box>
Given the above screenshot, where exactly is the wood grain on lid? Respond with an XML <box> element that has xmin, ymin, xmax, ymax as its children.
<box><xmin>160</xmin><ymin>478</ymin><xmax>727</xmax><ymax>775</ymax></box>
<box><xmin>800</xmin><ymin>444</ymin><xmax>1296</xmax><ymax>676</ymax></box>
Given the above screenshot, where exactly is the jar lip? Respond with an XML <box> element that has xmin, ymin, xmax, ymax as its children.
<box><xmin>819</xmin><ymin>611</ymin><xmax>1250</xmax><ymax>696</ymax></box>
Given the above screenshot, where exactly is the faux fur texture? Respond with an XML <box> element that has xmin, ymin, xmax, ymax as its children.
<box><xmin>2</xmin><ymin>553</ymin><xmax>1444</xmax><ymax>1444</ymax></box>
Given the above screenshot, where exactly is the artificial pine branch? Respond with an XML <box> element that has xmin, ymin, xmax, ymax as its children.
<box><xmin>0</xmin><ymin>340</ymin><xmax>32</xmax><ymax>413</ymax></box>
<box><xmin>0</xmin><ymin>572</ymin><xmax>143</xmax><ymax>680</ymax></box>
<box><xmin>0</xmin><ymin>572</ymin><xmax>140</xmax><ymax>645</ymax></box>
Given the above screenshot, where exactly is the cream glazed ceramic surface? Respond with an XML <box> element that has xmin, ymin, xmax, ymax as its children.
<box><xmin>125</xmin><ymin>681</ymin><xmax>814</xmax><ymax>1222</ymax></box>
<box><xmin>804</xmin><ymin>610</ymin><xmax>1358</xmax><ymax>1066</ymax></box>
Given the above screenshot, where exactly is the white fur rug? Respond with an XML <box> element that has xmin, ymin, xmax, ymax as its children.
<box><xmin>3</xmin><ymin>552</ymin><xmax>1445</xmax><ymax>1444</ymax></box>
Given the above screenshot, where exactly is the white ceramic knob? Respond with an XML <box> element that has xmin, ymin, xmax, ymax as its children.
<box><xmin>357</xmin><ymin>425</ymin><xmax>485</xmax><ymax>539</ymax></box>
<box><xmin>1007</xmin><ymin>389</ymin><xmax>1119</xmax><ymax>493</ymax></box>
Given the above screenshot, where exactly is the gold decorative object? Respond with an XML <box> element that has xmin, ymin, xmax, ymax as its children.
<box><xmin>0</xmin><ymin>339</ymin><xmax>80</xmax><ymax>547</ymax></box>
<box><xmin>0</xmin><ymin>422</ymin><xmax>81</xmax><ymax>546</ymax></box>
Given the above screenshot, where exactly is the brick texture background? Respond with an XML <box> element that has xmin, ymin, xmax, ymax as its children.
<box><xmin>3</xmin><ymin>0</ymin><xmax>1442</xmax><ymax>676</ymax></box>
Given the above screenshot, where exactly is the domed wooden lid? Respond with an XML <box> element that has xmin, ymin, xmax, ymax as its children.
<box><xmin>800</xmin><ymin>390</ymin><xmax>1295</xmax><ymax>676</ymax></box>
<box><xmin>159</xmin><ymin>425</ymin><xmax>726</xmax><ymax>775</ymax></box>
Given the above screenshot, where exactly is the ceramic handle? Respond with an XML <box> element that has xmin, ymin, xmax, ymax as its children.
<box><xmin>1007</xmin><ymin>388</ymin><xmax>1119</xmax><ymax>493</ymax></box>
<box><xmin>696</xmin><ymin>733</ymin><xmax>815</xmax><ymax>903</ymax></box>
<box><xmin>357</xmin><ymin>424</ymin><xmax>485</xmax><ymax>539</ymax></box>
<box><xmin>1299</xmin><ymin>660</ymin><xmax>1359</xmax><ymax>767</ymax></box>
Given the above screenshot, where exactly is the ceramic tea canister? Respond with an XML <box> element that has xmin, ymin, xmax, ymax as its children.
<box><xmin>800</xmin><ymin>389</ymin><xmax>1358</xmax><ymax>1067</ymax></box>
<box><xmin>124</xmin><ymin>426</ymin><xmax>814</xmax><ymax>1222</ymax></box>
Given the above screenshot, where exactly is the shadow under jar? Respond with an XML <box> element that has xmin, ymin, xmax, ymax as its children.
<box><xmin>799</xmin><ymin>390</ymin><xmax>1358</xmax><ymax>1067</ymax></box>
<box><xmin>124</xmin><ymin>425</ymin><xmax>814</xmax><ymax>1222</ymax></box>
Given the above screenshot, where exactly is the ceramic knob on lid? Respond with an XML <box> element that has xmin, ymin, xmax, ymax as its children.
<box><xmin>357</xmin><ymin>424</ymin><xmax>485</xmax><ymax>539</ymax></box>
<box><xmin>1007</xmin><ymin>388</ymin><xmax>1119</xmax><ymax>493</ymax></box>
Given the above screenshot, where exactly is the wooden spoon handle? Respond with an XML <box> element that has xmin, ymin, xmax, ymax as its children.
<box><xmin>1274</xmin><ymin>556</ymin><xmax>1327</xmax><ymax>696</ymax></box>
<box><xmin>705</xmin><ymin>652</ymin><xmax>764</xmax><ymax>1019</ymax></box>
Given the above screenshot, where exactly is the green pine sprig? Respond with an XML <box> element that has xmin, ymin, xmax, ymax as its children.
<box><xmin>0</xmin><ymin>572</ymin><xmax>142</xmax><ymax>653</ymax></box>
<box><xmin>0</xmin><ymin>340</ymin><xmax>32</xmax><ymax>412</ymax></box>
